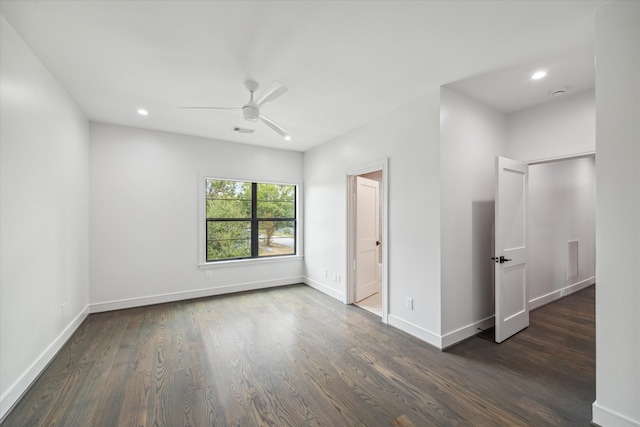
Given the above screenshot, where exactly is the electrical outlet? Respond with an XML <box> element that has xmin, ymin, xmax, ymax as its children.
<box><xmin>205</xmin><ymin>270</ymin><xmax>212</xmax><ymax>279</ymax></box>
<box><xmin>336</xmin><ymin>274</ymin><xmax>340</xmax><ymax>283</ymax></box>
<box><xmin>61</xmin><ymin>302</ymin><xmax>66</xmax><ymax>318</ymax></box>
<box><xmin>405</xmin><ymin>297</ymin><xmax>413</xmax><ymax>310</ymax></box>
<box><xmin>324</xmin><ymin>269</ymin><xmax>328</xmax><ymax>278</ymax></box>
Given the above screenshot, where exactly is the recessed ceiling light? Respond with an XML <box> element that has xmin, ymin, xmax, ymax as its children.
<box><xmin>284</xmin><ymin>135</ymin><xmax>292</xmax><ymax>141</ymax></box>
<box><xmin>137</xmin><ymin>109</ymin><xmax>148</xmax><ymax>116</ymax></box>
<box><xmin>531</xmin><ymin>71</ymin><xmax>547</xmax><ymax>80</ymax></box>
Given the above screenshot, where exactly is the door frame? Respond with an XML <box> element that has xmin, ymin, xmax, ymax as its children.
<box><xmin>346</xmin><ymin>158</ymin><xmax>389</xmax><ymax>323</ymax></box>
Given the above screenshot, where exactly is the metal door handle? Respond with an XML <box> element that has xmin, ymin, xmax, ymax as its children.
<box><xmin>491</xmin><ymin>256</ymin><xmax>512</xmax><ymax>263</ymax></box>
<box><xmin>376</xmin><ymin>241</ymin><xmax>381</xmax><ymax>246</ymax></box>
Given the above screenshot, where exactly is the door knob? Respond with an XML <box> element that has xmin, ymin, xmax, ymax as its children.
<box><xmin>491</xmin><ymin>256</ymin><xmax>512</xmax><ymax>263</ymax></box>
<box><xmin>376</xmin><ymin>241</ymin><xmax>381</xmax><ymax>246</ymax></box>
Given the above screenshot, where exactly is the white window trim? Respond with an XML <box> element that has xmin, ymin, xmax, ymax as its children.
<box><xmin>198</xmin><ymin>175</ymin><xmax>303</xmax><ymax>266</ymax></box>
<box><xmin>198</xmin><ymin>254</ymin><xmax>304</xmax><ymax>269</ymax></box>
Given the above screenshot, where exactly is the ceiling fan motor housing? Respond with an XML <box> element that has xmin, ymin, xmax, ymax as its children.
<box><xmin>242</xmin><ymin>104</ymin><xmax>259</xmax><ymax>122</ymax></box>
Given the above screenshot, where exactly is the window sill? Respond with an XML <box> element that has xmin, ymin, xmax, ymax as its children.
<box><xmin>198</xmin><ymin>255</ymin><xmax>303</xmax><ymax>269</ymax></box>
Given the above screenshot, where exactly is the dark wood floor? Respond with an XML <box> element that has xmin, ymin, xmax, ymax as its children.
<box><xmin>1</xmin><ymin>285</ymin><xmax>595</xmax><ymax>426</ymax></box>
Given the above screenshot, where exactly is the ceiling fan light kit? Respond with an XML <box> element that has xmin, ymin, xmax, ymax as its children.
<box><xmin>180</xmin><ymin>80</ymin><xmax>291</xmax><ymax>140</ymax></box>
<box><xmin>242</xmin><ymin>104</ymin><xmax>260</xmax><ymax>122</ymax></box>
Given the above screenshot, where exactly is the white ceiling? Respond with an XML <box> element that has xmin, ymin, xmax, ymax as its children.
<box><xmin>0</xmin><ymin>1</ymin><xmax>603</xmax><ymax>152</ymax></box>
<box><xmin>447</xmin><ymin>48</ymin><xmax>595</xmax><ymax>114</ymax></box>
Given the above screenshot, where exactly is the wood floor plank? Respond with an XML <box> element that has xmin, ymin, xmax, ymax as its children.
<box><xmin>59</xmin><ymin>311</ymin><xmax>131</xmax><ymax>426</ymax></box>
<box><xmin>1</xmin><ymin>285</ymin><xmax>595</xmax><ymax>427</ymax></box>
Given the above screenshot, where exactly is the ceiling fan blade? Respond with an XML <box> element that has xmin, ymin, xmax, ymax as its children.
<box><xmin>260</xmin><ymin>114</ymin><xmax>291</xmax><ymax>140</ymax></box>
<box><xmin>178</xmin><ymin>107</ymin><xmax>242</xmax><ymax>111</ymax></box>
<box><xmin>255</xmin><ymin>81</ymin><xmax>288</xmax><ymax>106</ymax></box>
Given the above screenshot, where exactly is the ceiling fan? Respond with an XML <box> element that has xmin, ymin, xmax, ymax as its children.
<box><xmin>179</xmin><ymin>80</ymin><xmax>291</xmax><ymax>140</ymax></box>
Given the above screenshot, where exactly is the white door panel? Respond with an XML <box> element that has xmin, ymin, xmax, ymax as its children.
<box><xmin>356</xmin><ymin>176</ymin><xmax>380</xmax><ymax>302</ymax></box>
<box><xmin>495</xmin><ymin>157</ymin><xmax>529</xmax><ymax>343</ymax></box>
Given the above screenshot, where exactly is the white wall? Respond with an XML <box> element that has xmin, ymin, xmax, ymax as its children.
<box><xmin>593</xmin><ymin>2</ymin><xmax>640</xmax><ymax>426</ymax></box>
<box><xmin>89</xmin><ymin>122</ymin><xmax>304</xmax><ymax>310</ymax></box>
<box><xmin>439</xmin><ymin>87</ymin><xmax>508</xmax><ymax>345</ymax></box>
<box><xmin>0</xmin><ymin>16</ymin><xmax>90</xmax><ymax>418</ymax></box>
<box><xmin>528</xmin><ymin>157</ymin><xmax>596</xmax><ymax>309</ymax></box>
<box><xmin>303</xmin><ymin>92</ymin><xmax>443</xmax><ymax>345</ymax></box>
<box><xmin>508</xmin><ymin>88</ymin><xmax>595</xmax><ymax>162</ymax></box>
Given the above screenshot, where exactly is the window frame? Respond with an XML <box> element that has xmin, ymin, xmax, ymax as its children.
<box><xmin>200</xmin><ymin>177</ymin><xmax>300</xmax><ymax>265</ymax></box>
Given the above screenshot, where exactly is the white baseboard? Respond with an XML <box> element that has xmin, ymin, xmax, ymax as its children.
<box><xmin>0</xmin><ymin>305</ymin><xmax>90</xmax><ymax>420</ymax></box>
<box><xmin>90</xmin><ymin>277</ymin><xmax>304</xmax><ymax>313</ymax></box>
<box><xmin>303</xmin><ymin>277</ymin><xmax>345</xmax><ymax>302</ymax></box>
<box><xmin>592</xmin><ymin>400</ymin><xmax>640</xmax><ymax>427</ymax></box>
<box><xmin>441</xmin><ymin>316</ymin><xmax>495</xmax><ymax>349</ymax></box>
<box><xmin>387</xmin><ymin>314</ymin><xmax>442</xmax><ymax>349</ymax></box>
<box><xmin>529</xmin><ymin>277</ymin><xmax>595</xmax><ymax>311</ymax></box>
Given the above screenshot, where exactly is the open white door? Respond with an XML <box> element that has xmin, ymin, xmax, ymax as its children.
<box><xmin>494</xmin><ymin>156</ymin><xmax>529</xmax><ymax>343</ymax></box>
<box><xmin>355</xmin><ymin>176</ymin><xmax>380</xmax><ymax>302</ymax></box>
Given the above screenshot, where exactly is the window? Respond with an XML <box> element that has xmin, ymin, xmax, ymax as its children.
<box><xmin>205</xmin><ymin>179</ymin><xmax>296</xmax><ymax>262</ymax></box>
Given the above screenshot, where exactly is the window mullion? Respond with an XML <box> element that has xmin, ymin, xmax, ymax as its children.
<box><xmin>251</xmin><ymin>182</ymin><xmax>258</xmax><ymax>257</ymax></box>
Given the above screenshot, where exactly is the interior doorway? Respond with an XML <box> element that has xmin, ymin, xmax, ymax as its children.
<box><xmin>492</xmin><ymin>153</ymin><xmax>596</xmax><ymax>343</ymax></box>
<box><xmin>347</xmin><ymin>160</ymin><xmax>388</xmax><ymax>322</ymax></box>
